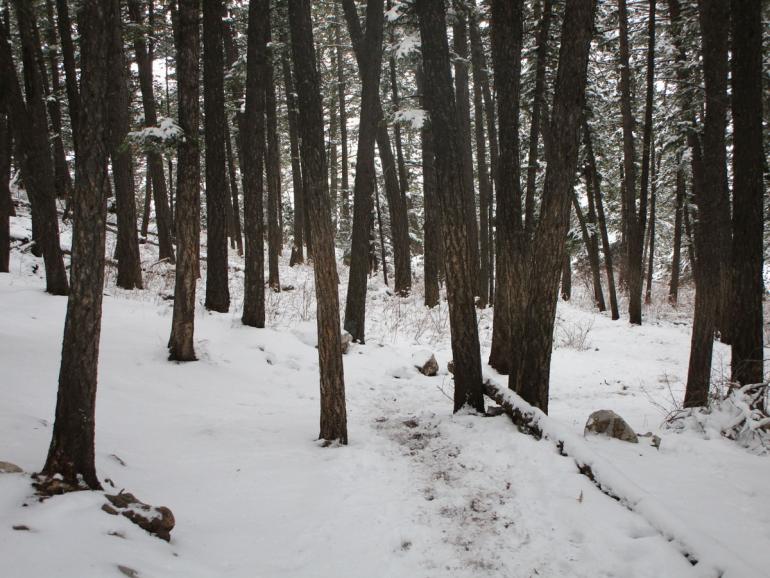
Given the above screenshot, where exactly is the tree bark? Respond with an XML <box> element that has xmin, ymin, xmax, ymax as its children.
<box><xmin>2</xmin><ymin>2</ymin><xmax>68</xmax><ymax>295</ymax></box>
<box><xmin>510</xmin><ymin>0</ymin><xmax>594</xmax><ymax>413</ymax></box>
<box><xmin>0</xmin><ymin>108</ymin><xmax>12</xmax><ymax>273</ymax></box>
<box><xmin>668</xmin><ymin>157</ymin><xmax>684</xmax><ymax>305</ymax></box>
<box><xmin>127</xmin><ymin>0</ymin><xmax>175</xmax><ymax>264</ymax></box>
<box><xmin>106</xmin><ymin>0</ymin><xmax>142</xmax><ymax>290</ymax></box>
<box><xmin>488</xmin><ymin>0</ymin><xmax>525</xmax><ymax>375</ymax></box>
<box><xmin>644</xmin><ymin>140</ymin><xmax>658</xmax><ymax>305</ymax></box>
<box><xmin>265</xmin><ymin>16</ymin><xmax>282</xmax><ymax>292</ymax></box>
<box><xmin>684</xmin><ymin>0</ymin><xmax>730</xmax><ymax>408</ymax></box>
<box><xmin>572</xmin><ymin>188</ymin><xmax>605</xmax><ymax>311</ymax></box>
<box><xmin>202</xmin><ymin>0</ymin><xmax>230</xmax><ymax>312</ymax></box>
<box><xmin>342</xmin><ymin>0</ymin><xmax>385</xmax><ymax>344</ymax></box>
<box><xmin>54</xmin><ymin>0</ymin><xmax>80</xmax><ymax>155</ymax></box>
<box><xmin>419</xmin><ymin>65</ymin><xmax>441</xmax><ymax>309</ymax></box>
<box><xmin>168</xmin><ymin>0</ymin><xmax>200</xmax><ymax>362</ymax></box>
<box><xmin>288</xmin><ymin>0</ymin><xmax>348</xmax><ymax>444</ymax></box>
<box><xmin>241</xmin><ymin>0</ymin><xmax>268</xmax><ymax>328</ymax></box>
<box><xmin>729</xmin><ymin>0</ymin><xmax>764</xmax><ymax>392</ymax></box>
<box><xmin>335</xmin><ymin>1</ymin><xmax>350</xmax><ymax>239</ymax></box>
<box><xmin>42</xmin><ymin>0</ymin><xmax>111</xmax><ymax>490</ymax></box>
<box><xmin>417</xmin><ymin>0</ymin><xmax>484</xmax><ymax>414</ymax></box>
<box><xmin>224</xmin><ymin>124</ymin><xmax>243</xmax><ymax>255</ymax></box>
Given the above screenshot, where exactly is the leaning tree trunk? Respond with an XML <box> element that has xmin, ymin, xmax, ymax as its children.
<box><xmin>202</xmin><ymin>0</ymin><xmax>230</xmax><ymax>313</ymax></box>
<box><xmin>488</xmin><ymin>0</ymin><xmax>525</xmax><ymax>376</ymax></box>
<box><xmin>729</xmin><ymin>0</ymin><xmax>764</xmax><ymax>392</ymax></box>
<box><xmin>510</xmin><ymin>0</ymin><xmax>594</xmax><ymax>413</ymax></box>
<box><xmin>1</xmin><ymin>3</ymin><xmax>68</xmax><ymax>295</ymax></box>
<box><xmin>241</xmin><ymin>0</ymin><xmax>267</xmax><ymax>328</ymax></box>
<box><xmin>168</xmin><ymin>0</ymin><xmax>200</xmax><ymax>362</ymax></box>
<box><xmin>342</xmin><ymin>0</ymin><xmax>385</xmax><ymax>344</ymax></box>
<box><xmin>106</xmin><ymin>0</ymin><xmax>143</xmax><ymax>290</ymax></box>
<box><xmin>288</xmin><ymin>0</ymin><xmax>348</xmax><ymax>444</ymax></box>
<box><xmin>127</xmin><ymin>0</ymin><xmax>175</xmax><ymax>264</ymax></box>
<box><xmin>417</xmin><ymin>0</ymin><xmax>484</xmax><ymax>414</ymax></box>
<box><xmin>41</xmin><ymin>0</ymin><xmax>111</xmax><ymax>490</ymax></box>
<box><xmin>684</xmin><ymin>0</ymin><xmax>729</xmax><ymax>408</ymax></box>
<box><xmin>572</xmin><ymin>188</ymin><xmax>605</xmax><ymax>311</ymax></box>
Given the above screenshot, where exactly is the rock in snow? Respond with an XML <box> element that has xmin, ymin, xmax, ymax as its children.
<box><xmin>411</xmin><ymin>350</ymin><xmax>438</xmax><ymax>376</ymax></box>
<box><xmin>102</xmin><ymin>492</ymin><xmax>175</xmax><ymax>541</ymax></box>
<box><xmin>584</xmin><ymin>410</ymin><xmax>639</xmax><ymax>443</ymax></box>
<box><xmin>0</xmin><ymin>461</ymin><xmax>22</xmax><ymax>474</ymax></box>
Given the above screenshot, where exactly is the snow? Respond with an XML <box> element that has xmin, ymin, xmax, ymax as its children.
<box><xmin>1</xmin><ymin>207</ymin><xmax>769</xmax><ymax>577</ymax></box>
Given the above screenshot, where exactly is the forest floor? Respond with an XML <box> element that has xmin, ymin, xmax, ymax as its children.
<box><xmin>1</xmin><ymin>205</ymin><xmax>769</xmax><ymax>578</ymax></box>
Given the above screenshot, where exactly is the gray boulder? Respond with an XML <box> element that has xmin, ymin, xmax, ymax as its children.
<box><xmin>584</xmin><ymin>410</ymin><xmax>638</xmax><ymax>443</ymax></box>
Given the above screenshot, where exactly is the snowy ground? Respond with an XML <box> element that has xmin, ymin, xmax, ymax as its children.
<box><xmin>1</xmin><ymin>205</ymin><xmax>769</xmax><ymax>578</ymax></box>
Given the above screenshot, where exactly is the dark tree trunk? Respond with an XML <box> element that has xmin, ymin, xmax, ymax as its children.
<box><xmin>374</xmin><ymin>176</ymin><xmax>388</xmax><ymax>286</ymax></box>
<box><xmin>106</xmin><ymin>0</ymin><xmax>142</xmax><ymax>290</ymax></box>
<box><xmin>54</xmin><ymin>0</ymin><xmax>80</xmax><ymax>155</ymax></box>
<box><xmin>729</xmin><ymin>0</ymin><xmax>764</xmax><ymax>392</ymax></box>
<box><xmin>127</xmin><ymin>0</ymin><xmax>175</xmax><ymax>264</ymax></box>
<box><xmin>224</xmin><ymin>124</ymin><xmax>243</xmax><ymax>256</ymax></box>
<box><xmin>41</xmin><ymin>0</ymin><xmax>72</xmax><ymax>200</ymax></box>
<box><xmin>265</xmin><ymin>17</ymin><xmax>282</xmax><ymax>292</ymax></box>
<box><xmin>524</xmin><ymin>0</ymin><xmax>552</xmax><ymax>238</ymax></box>
<box><xmin>684</xmin><ymin>0</ymin><xmax>730</xmax><ymax>408</ymax></box>
<box><xmin>668</xmin><ymin>157</ymin><xmax>684</xmax><ymax>305</ymax></box>
<box><xmin>560</xmin><ymin>251</ymin><xmax>572</xmax><ymax>301</ymax></box>
<box><xmin>41</xmin><ymin>0</ymin><xmax>111</xmax><ymax>490</ymax></box>
<box><xmin>488</xmin><ymin>0</ymin><xmax>524</xmax><ymax>375</ymax></box>
<box><xmin>335</xmin><ymin>1</ymin><xmax>350</xmax><ymax>238</ymax></box>
<box><xmin>510</xmin><ymin>0</ymin><xmax>594</xmax><ymax>413</ymax></box>
<box><xmin>289</xmin><ymin>0</ymin><xmax>348</xmax><ymax>444</ymax></box>
<box><xmin>141</xmin><ymin>156</ymin><xmax>152</xmax><ymax>238</ymax></box>
<box><xmin>241</xmin><ymin>0</ymin><xmax>267</xmax><ymax>328</ymax></box>
<box><xmin>644</xmin><ymin>142</ymin><xmax>659</xmax><ymax>305</ymax></box>
<box><xmin>452</xmin><ymin>10</ymin><xmax>481</xmax><ymax>299</ymax></box>
<box><xmin>469</xmin><ymin>12</ymin><xmax>490</xmax><ymax>308</ymax></box>
<box><xmin>417</xmin><ymin>0</ymin><xmax>484</xmax><ymax>414</ymax></box>
<box><xmin>202</xmin><ymin>0</ymin><xmax>230</xmax><ymax>312</ymax></box>
<box><xmin>2</xmin><ymin>2</ymin><xmax>68</xmax><ymax>295</ymax></box>
<box><xmin>342</xmin><ymin>0</ymin><xmax>411</xmax><ymax>295</ymax></box>
<box><xmin>168</xmin><ymin>0</ymin><xmax>200</xmax><ymax>362</ymax></box>
<box><xmin>618</xmin><ymin>0</ymin><xmax>643</xmax><ymax>325</ymax></box>
<box><xmin>281</xmin><ymin>26</ymin><xmax>305</xmax><ymax>267</ymax></box>
<box><xmin>419</xmin><ymin>65</ymin><xmax>441</xmax><ymax>309</ymax></box>
<box><xmin>583</xmin><ymin>118</ymin><xmax>619</xmax><ymax>319</ymax></box>
<box><xmin>342</xmin><ymin>0</ymin><xmax>385</xmax><ymax>344</ymax></box>
<box><xmin>0</xmin><ymin>108</ymin><xmax>12</xmax><ymax>273</ymax></box>
<box><xmin>572</xmin><ymin>188</ymin><xmax>605</xmax><ymax>311</ymax></box>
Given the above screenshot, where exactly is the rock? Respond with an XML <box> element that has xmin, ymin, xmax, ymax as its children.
<box><xmin>117</xmin><ymin>565</ymin><xmax>140</xmax><ymax>577</ymax></box>
<box><xmin>103</xmin><ymin>492</ymin><xmax>175</xmax><ymax>541</ymax></box>
<box><xmin>411</xmin><ymin>350</ymin><xmax>438</xmax><ymax>376</ymax></box>
<box><xmin>584</xmin><ymin>410</ymin><xmax>638</xmax><ymax>443</ymax></box>
<box><xmin>340</xmin><ymin>331</ymin><xmax>353</xmax><ymax>354</ymax></box>
<box><xmin>0</xmin><ymin>461</ymin><xmax>22</xmax><ymax>474</ymax></box>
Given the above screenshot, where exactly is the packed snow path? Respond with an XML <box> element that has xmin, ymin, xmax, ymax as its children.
<box><xmin>2</xmin><ymin>233</ymin><xmax>769</xmax><ymax>576</ymax></box>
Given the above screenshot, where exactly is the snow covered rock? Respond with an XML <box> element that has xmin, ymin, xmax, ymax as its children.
<box><xmin>0</xmin><ymin>461</ymin><xmax>22</xmax><ymax>474</ymax></box>
<box><xmin>411</xmin><ymin>350</ymin><xmax>438</xmax><ymax>376</ymax></box>
<box><xmin>102</xmin><ymin>492</ymin><xmax>175</xmax><ymax>541</ymax></box>
<box><xmin>584</xmin><ymin>410</ymin><xmax>639</xmax><ymax>443</ymax></box>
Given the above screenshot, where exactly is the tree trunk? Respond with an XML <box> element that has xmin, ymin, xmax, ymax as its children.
<box><xmin>488</xmin><ymin>0</ymin><xmax>525</xmax><ymax>375</ymax></box>
<box><xmin>281</xmin><ymin>27</ymin><xmax>305</xmax><ymax>267</ymax></box>
<box><xmin>127</xmin><ymin>0</ymin><xmax>175</xmax><ymax>264</ymax></box>
<box><xmin>644</xmin><ymin>141</ymin><xmax>658</xmax><ymax>305</ymax></box>
<box><xmin>583</xmin><ymin>118</ymin><xmax>619</xmax><ymax>319</ymax></box>
<box><xmin>452</xmin><ymin>10</ymin><xmax>481</xmax><ymax>299</ymax></box>
<box><xmin>202</xmin><ymin>0</ymin><xmax>230</xmax><ymax>313</ymax></box>
<box><xmin>54</xmin><ymin>0</ymin><xmax>80</xmax><ymax>155</ymax></box>
<box><xmin>524</xmin><ymin>0</ymin><xmax>552</xmax><ymax>238</ymax></box>
<box><xmin>729</xmin><ymin>0</ymin><xmax>764</xmax><ymax>392</ymax></box>
<box><xmin>168</xmin><ymin>0</ymin><xmax>200</xmax><ymax>362</ymax></box>
<box><xmin>222</xmin><ymin>13</ymin><xmax>244</xmax><ymax>257</ymax></box>
<box><xmin>684</xmin><ymin>0</ymin><xmax>730</xmax><ymax>408</ymax></box>
<box><xmin>42</xmin><ymin>0</ymin><xmax>111</xmax><ymax>490</ymax></box>
<box><xmin>417</xmin><ymin>0</ymin><xmax>484</xmax><ymax>414</ymax></box>
<box><xmin>469</xmin><ymin>11</ymin><xmax>490</xmax><ymax>308</ymax></box>
<box><xmin>0</xmin><ymin>108</ymin><xmax>12</xmax><ymax>273</ymax></box>
<box><xmin>224</xmin><ymin>124</ymin><xmax>243</xmax><ymax>256</ymax></box>
<box><xmin>668</xmin><ymin>157</ymin><xmax>684</xmax><ymax>305</ymax></box>
<box><xmin>266</xmin><ymin>18</ymin><xmax>282</xmax><ymax>292</ymax></box>
<box><xmin>618</xmin><ymin>0</ymin><xmax>643</xmax><ymax>325</ymax></box>
<box><xmin>141</xmin><ymin>157</ymin><xmax>152</xmax><ymax>238</ymax></box>
<box><xmin>572</xmin><ymin>189</ymin><xmax>605</xmax><ymax>311</ymax></box>
<box><xmin>2</xmin><ymin>2</ymin><xmax>68</xmax><ymax>295</ymax></box>
<box><xmin>288</xmin><ymin>0</ymin><xmax>348</xmax><ymax>444</ymax></box>
<box><xmin>335</xmin><ymin>1</ymin><xmax>350</xmax><ymax>239</ymax></box>
<box><xmin>342</xmin><ymin>0</ymin><xmax>411</xmax><ymax>296</ymax></box>
<box><xmin>342</xmin><ymin>0</ymin><xmax>385</xmax><ymax>344</ymax></box>
<box><xmin>419</xmin><ymin>65</ymin><xmax>441</xmax><ymax>309</ymax></box>
<box><xmin>560</xmin><ymin>251</ymin><xmax>572</xmax><ymax>301</ymax></box>
<box><xmin>374</xmin><ymin>175</ymin><xmax>388</xmax><ymax>286</ymax></box>
<box><xmin>106</xmin><ymin>0</ymin><xmax>142</xmax><ymax>290</ymax></box>
<box><xmin>241</xmin><ymin>0</ymin><xmax>267</xmax><ymax>328</ymax></box>
<box><xmin>510</xmin><ymin>0</ymin><xmax>594</xmax><ymax>413</ymax></box>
